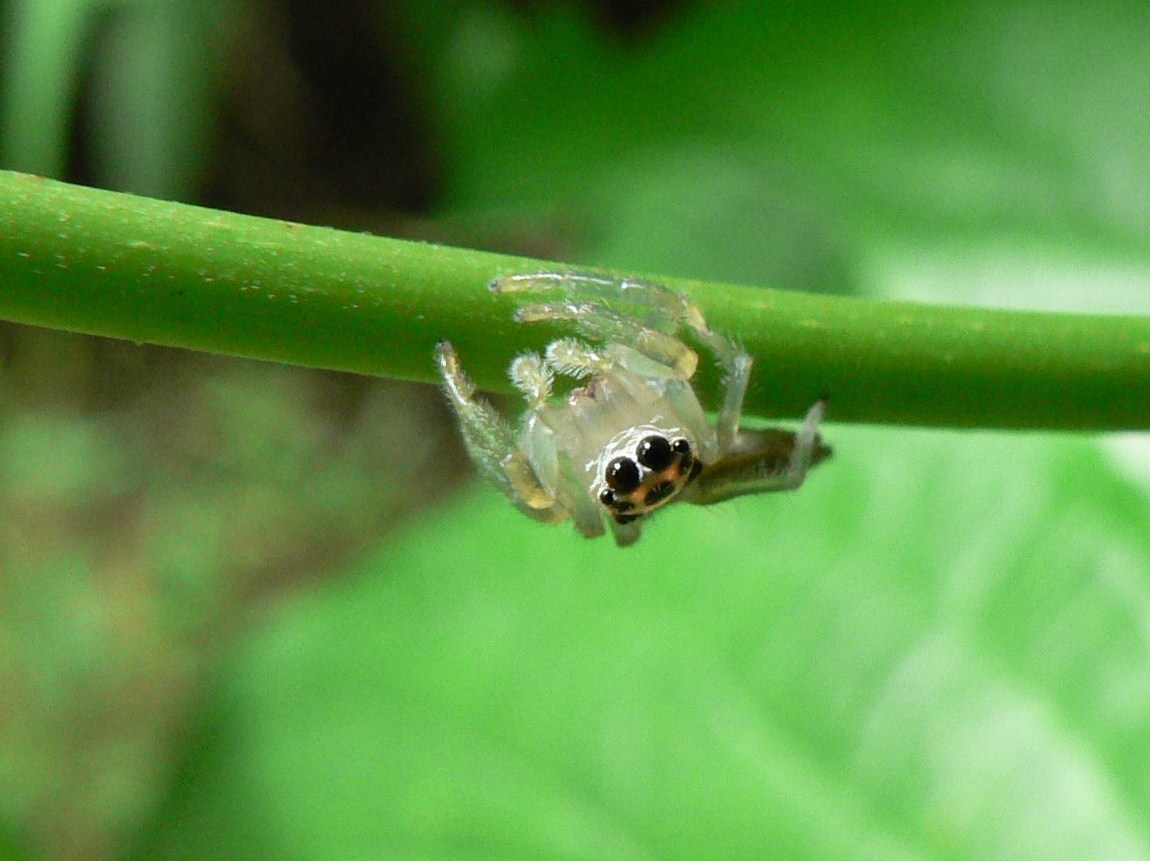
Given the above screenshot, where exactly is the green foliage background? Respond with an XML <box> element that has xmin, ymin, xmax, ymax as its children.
<box><xmin>1</xmin><ymin>2</ymin><xmax>1149</xmax><ymax>860</ymax></box>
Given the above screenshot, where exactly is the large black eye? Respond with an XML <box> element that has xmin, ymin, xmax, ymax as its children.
<box><xmin>605</xmin><ymin>456</ymin><xmax>641</xmax><ymax>492</ymax></box>
<box><xmin>599</xmin><ymin>489</ymin><xmax>635</xmax><ymax>513</ymax></box>
<box><xmin>636</xmin><ymin>435</ymin><xmax>673</xmax><ymax>470</ymax></box>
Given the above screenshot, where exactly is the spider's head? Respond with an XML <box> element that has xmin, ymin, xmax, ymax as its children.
<box><xmin>595</xmin><ymin>432</ymin><xmax>703</xmax><ymax>524</ymax></box>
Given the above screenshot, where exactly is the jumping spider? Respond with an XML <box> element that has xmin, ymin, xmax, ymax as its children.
<box><xmin>436</xmin><ymin>272</ymin><xmax>831</xmax><ymax>547</ymax></box>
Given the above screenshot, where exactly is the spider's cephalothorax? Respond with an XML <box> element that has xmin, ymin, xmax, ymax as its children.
<box><xmin>436</xmin><ymin>272</ymin><xmax>832</xmax><ymax>546</ymax></box>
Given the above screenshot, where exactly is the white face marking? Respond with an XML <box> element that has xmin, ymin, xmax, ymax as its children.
<box><xmin>588</xmin><ymin>423</ymin><xmax>704</xmax><ymax>522</ymax></box>
<box><xmin>588</xmin><ymin>424</ymin><xmax>692</xmax><ymax>498</ymax></box>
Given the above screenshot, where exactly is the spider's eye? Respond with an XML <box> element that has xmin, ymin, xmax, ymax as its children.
<box><xmin>672</xmin><ymin>439</ymin><xmax>690</xmax><ymax>455</ymax></box>
<box><xmin>636</xmin><ymin>435</ymin><xmax>674</xmax><ymax>470</ymax></box>
<box><xmin>605</xmin><ymin>456</ymin><xmax>641</xmax><ymax>492</ymax></box>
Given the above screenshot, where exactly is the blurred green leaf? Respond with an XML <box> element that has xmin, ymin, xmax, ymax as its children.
<box><xmin>430</xmin><ymin>3</ymin><xmax>1150</xmax><ymax>305</ymax></box>
<box><xmin>0</xmin><ymin>0</ymin><xmax>98</xmax><ymax>176</ymax></box>
<box><xmin>138</xmin><ymin>428</ymin><xmax>1150</xmax><ymax>860</ymax></box>
<box><xmin>0</xmin><ymin>412</ymin><xmax>126</xmax><ymax>499</ymax></box>
<box><xmin>0</xmin><ymin>821</ymin><xmax>32</xmax><ymax>861</ymax></box>
<box><xmin>1</xmin><ymin>0</ymin><xmax>231</xmax><ymax>198</ymax></box>
<box><xmin>86</xmin><ymin>0</ymin><xmax>225</xmax><ymax>199</ymax></box>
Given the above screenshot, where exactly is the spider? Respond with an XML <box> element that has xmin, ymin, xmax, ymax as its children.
<box><xmin>435</xmin><ymin>271</ymin><xmax>831</xmax><ymax>546</ymax></box>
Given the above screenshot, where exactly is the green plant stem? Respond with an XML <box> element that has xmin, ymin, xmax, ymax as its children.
<box><xmin>0</xmin><ymin>169</ymin><xmax>1147</xmax><ymax>429</ymax></box>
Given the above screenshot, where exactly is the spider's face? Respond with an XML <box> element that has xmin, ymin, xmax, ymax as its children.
<box><xmin>595</xmin><ymin>431</ymin><xmax>703</xmax><ymax>523</ymax></box>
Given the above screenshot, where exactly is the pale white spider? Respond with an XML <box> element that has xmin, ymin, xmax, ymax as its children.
<box><xmin>435</xmin><ymin>272</ymin><xmax>831</xmax><ymax>546</ymax></box>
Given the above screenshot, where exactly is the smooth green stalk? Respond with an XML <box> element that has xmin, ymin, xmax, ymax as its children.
<box><xmin>0</xmin><ymin>170</ymin><xmax>1147</xmax><ymax>429</ymax></box>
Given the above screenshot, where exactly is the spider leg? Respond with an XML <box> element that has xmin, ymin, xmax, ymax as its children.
<box><xmin>543</xmin><ymin>337</ymin><xmax>611</xmax><ymax>380</ymax></box>
<box><xmin>495</xmin><ymin>270</ymin><xmax>742</xmax><ymax>360</ymax></box>
<box><xmin>508</xmin><ymin>351</ymin><xmax>552</xmax><ymax>409</ymax></box>
<box><xmin>715</xmin><ymin>350</ymin><xmax>753</xmax><ymax>454</ymax></box>
<box><xmin>544</xmin><ymin>337</ymin><xmax>692</xmax><ymax>389</ymax></box>
<box><xmin>556</xmin><ymin>450</ymin><xmax>607</xmax><ymax>539</ymax></box>
<box><xmin>435</xmin><ymin>341</ymin><xmax>563</xmax><ymax>520</ymax></box>
<box><xmin>516</xmin><ymin>301</ymin><xmax>699</xmax><ymax>379</ymax></box>
<box><xmin>785</xmin><ymin>398</ymin><xmax>828</xmax><ymax>488</ymax></box>
<box><xmin>607</xmin><ymin>516</ymin><xmax>643</xmax><ymax>547</ymax></box>
<box><xmin>494</xmin><ymin>271</ymin><xmax>691</xmax><ymax>330</ymax></box>
<box><xmin>495</xmin><ymin>271</ymin><xmax>712</xmax><ymax>371</ymax></box>
<box><xmin>495</xmin><ymin>271</ymin><xmax>752</xmax><ymax>443</ymax></box>
<box><xmin>683</xmin><ymin>399</ymin><xmax>832</xmax><ymax>505</ymax></box>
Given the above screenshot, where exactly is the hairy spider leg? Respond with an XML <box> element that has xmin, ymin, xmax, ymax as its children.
<box><xmin>495</xmin><ymin>270</ymin><xmax>713</xmax><ymax>348</ymax></box>
<box><xmin>508</xmin><ymin>351</ymin><xmax>552</xmax><ymax>409</ymax></box>
<box><xmin>784</xmin><ymin>398</ymin><xmax>827</xmax><ymax>489</ymax></box>
<box><xmin>715</xmin><ymin>350</ymin><xmax>753</xmax><ymax>454</ymax></box>
<box><xmin>493</xmin><ymin>271</ymin><xmax>692</xmax><ymax>327</ymax></box>
<box><xmin>434</xmin><ymin>341</ymin><xmax>562</xmax><ymax>520</ymax></box>
<box><xmin>542</xmin><ymin>337</ymin><xmax>694</xmax><ymax>401</ymax></box>
<box><xmin>543</xmin><ymin>337</ymin><xmax>611</xmax><ymax>380</ymax></box>
<box><xmin>515</xmin><ymin>301</ymin><xmax>699</xmax><ymax>379</ymax></box>
<box><xmin>494</xmin><ymin>271</ymin><xmax>744</xmax><ymax>367</ymax></box>
<box><xmin>685</xmin><ymin>399</ymin><xmax>830</xmax><ymax>504</ymax></box>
